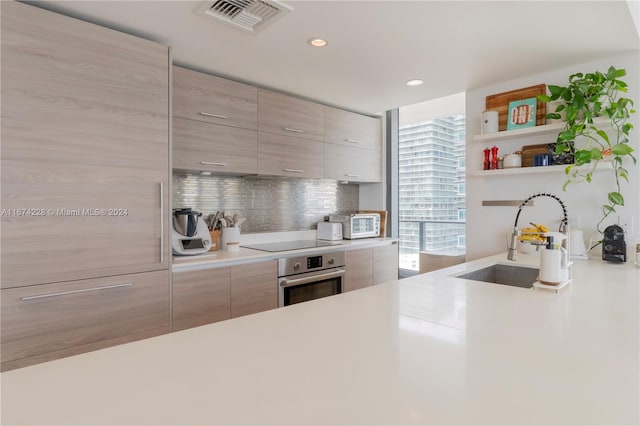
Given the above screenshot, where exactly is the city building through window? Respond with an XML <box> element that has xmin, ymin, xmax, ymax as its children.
<box><xmin>398</xmin><ymin>93</ymin><xmax>466</xmax><ymax>273</ymax></box>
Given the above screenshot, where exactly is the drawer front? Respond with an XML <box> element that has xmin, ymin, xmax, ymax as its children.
<box><xmin>258</xmin><ymin>89</ymin><xmax>325</xmax><ymax>141</ymax></box>
<box><xmin>258</xmin><ymin>132</ymin><xmax>325</xmax><ymax>178</ymax></box>
<box><xmin>325</xmin><ymin>106</ymin><xmax>381</xmax><ymax>150</ymax></box>
<box><xmin>173</xmin><ymin>66</ymin><xmax>258</xmax><ymax>130</ymax></box>
<box><xmin>173</xmin><ymin>117</ymin><xmax>258</xmax><ymax>174</ymax></box>
<box><xmin>324</xmin><ymin>143</ymin><xmax>381</xmax><ymax>182</ymax></box>
<box><xmin>1</xmin><ymin>270</ymin><xmax>169</xmax><ymax>364</ymax></box>
<box><xmin>172</xmin><ymin>269</ymin><xmax>231</xmax><ymax>332</ymax></box>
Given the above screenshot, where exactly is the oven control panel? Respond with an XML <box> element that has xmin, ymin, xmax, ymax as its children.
<box><xmin>278</xmin><ymin>251</ymin><xmax>346</xmax><ymax>277</ymax></box>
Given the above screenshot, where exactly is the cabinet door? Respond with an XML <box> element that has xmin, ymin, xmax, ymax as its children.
<box><xmin>173</xmin><ymin>66</ymin><xmax>258</xmax><ymax>130</ymax></box>
<box><xmin>172</xmin><ymin>269</ymin><xmax>231</xmax><ymax>332</ymax></box>
<box><xmin>325</xmin><ymin>106</ymin><xmax>381</xmax><ymax>150</ymax></box>
<box><xmin>345</xmin><ymin>248</ymin><xmax>374</xmax><ymax>292</ymax></box>
<box><xmin>173</xmin><ymin>117</ymin><xmax>258</xmax><ymax>174</ymax></box>
<box><xmin>231</xmin><ymin>260</ymin><xmax>277</xmax><ymax>318</ymax></box>
<box><xmin>1</xmin><ymin>270</ymin><xmax>169</xmax><ymax>369</ymax></box>
<box><xmin>1</xmin><ymin>2</ymin><xmax>170</xmax><ymax>288</ymax></box>
<box><xmin>258</xmin><ymin>89</ymin><xmax>325</xmax><ymax>142</ymax></box>
<box><xmin>258</xmin><ymin>132</ymin><xmax>325</xmax><ymax>178</ymax></box>
<box><xmin>373</xmin><ymin>243</ymin><xmax>399</xmax><ymax>285</ymax></box>
<box><xmin>325</xmin><ymin>144</ymin><xmax>381</xmax><ymax>182</ymax></box>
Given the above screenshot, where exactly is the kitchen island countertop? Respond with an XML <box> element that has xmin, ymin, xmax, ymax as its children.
<box><xmin>1</xmin><ymin>253</ymin><xmax>638</xmax><ymax>425</ymax></box>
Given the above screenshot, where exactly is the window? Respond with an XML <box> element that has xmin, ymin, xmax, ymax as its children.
<box><xmin>397</xmin><ymin>93</ymin><xmax>466</xmax><ymax>274</ymax></box>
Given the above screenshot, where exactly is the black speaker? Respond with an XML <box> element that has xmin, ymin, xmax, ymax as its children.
<box><xmin>602</xmin><ymin>225</ymin><xmax>626</xmax><ymax>263</ymax></box>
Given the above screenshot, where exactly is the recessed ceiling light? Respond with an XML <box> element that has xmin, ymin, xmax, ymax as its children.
<box><xmin>309</xmin><ymin>38</ymin><xmax>328</xmax><ymax>47</ymax></box>
<box><xmin>406</xmin><ymin>79</ymin><xmax>424</xmax><ymax>86</ymax></box>
<box><xmin>200</xmin><ymin>171</ymin><xmax>212</xmax><ymax>176</ymax></box>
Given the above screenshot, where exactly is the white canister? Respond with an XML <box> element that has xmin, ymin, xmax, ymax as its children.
<box><xmin>220</xmin><ymin>226</ymin><xmax>240</xmax><ymax>250</ymax></box>
<box><xmin>481</xmin><ymin>110</ymin><xmax>499</xmax><ymax>134</ymax></box>
<box><xmin>502</xmin><ymin>153</ymin><xmax>522</xmax><ymax>168</ymax></box>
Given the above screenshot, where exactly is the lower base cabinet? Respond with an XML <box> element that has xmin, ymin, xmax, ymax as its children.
<box><xmin>345</xmin><ymin>248</ymin><xmax>374</xmax><ymax>292</ymax></box>
<box><xmin>344</xmin><ymin>243</ymin><xmax>399</xmax><ymax>291</ymax></box>
<box><xmin>1</xmin><ymin>270</ymin><xmax>170</xmax><ymax>371</ymax></box>
<box><xmin>172</xmin><ymin>260</ymin><xmax>277</xmax><ymax>331</ymax></box>
<box><xmin>373</xmin><ymin>243</ymin><xmax>399</xmax><ymax>284</ymax></box>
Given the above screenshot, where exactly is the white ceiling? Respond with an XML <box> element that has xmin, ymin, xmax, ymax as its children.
<box><xmin>25</xmin><ymin>0</ymin><xmax>639</xmax><ymax>116</ymax></box>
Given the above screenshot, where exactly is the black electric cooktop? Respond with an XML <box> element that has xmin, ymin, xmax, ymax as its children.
<box><xmin>241</xmin><ymin>240</ymin><xmax>342</xmax><ymax>252</ymax></box>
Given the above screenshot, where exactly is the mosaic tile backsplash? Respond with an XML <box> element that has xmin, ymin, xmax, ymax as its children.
<box><xmin>172</xmin><ymin>173</ymin><xmax>359</xmax><ymax>233</ymax></box>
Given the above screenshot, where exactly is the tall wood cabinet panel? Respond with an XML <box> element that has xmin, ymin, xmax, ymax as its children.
<box><xmin>258</xmin><ymin>89</ymin><xmax>325</xmax><ymax>142</ymax></box>
<box><xmin>172</xmin><ymin>269</ymin><xmax>231</xmax><ymax>332</ymax></box>
<box><xmin>173</xmin><ymin>66</ymin><xmax>258</xmax><ymax>130</ymax></box>
<box><xmin>325</xmin><ymin>106</ymin><xmax>380</xmax><ymax>150</ymax></box>
<box><xmin>344</xmin><ymin>248</ymin><xmax>374</xmax><ymax>292</ymax></box>
<box><xmin>1</xmin><ymin>1</ymin><xmax>170</xmax><ymax>289</ymax></box>
<box><xmin>173</xmin><ymin>117</ymin><xmax>258</xmax><ymax>174</ymax></box>
<box><xmin>230</xmin><ymin>260</ymin><xmax>277</xmax><ymax>318</ymax></box>
<box><xmin>325</xmin><ymin>143</ymin><xmax>381</xmax><ymax>182</ymax></box>
<box><xmin>258</xmin><ymin>132</ymin><xmax>325</xmax><ymax>178</ymax></box>
<box><xmin>1</xmin><ymin>270</ymin><xmax>169</xmax><ymax>370</ymax></box>
<box><xmin>373</xmin><ymin>243</ymin><xmax>399</xmax><ymax>284</ymax></box>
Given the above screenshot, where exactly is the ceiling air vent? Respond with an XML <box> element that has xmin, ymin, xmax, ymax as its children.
<box><xmin>198</xmin><ymin>0</ymin><xmax>293</xmax><ymax>33</ymax></box>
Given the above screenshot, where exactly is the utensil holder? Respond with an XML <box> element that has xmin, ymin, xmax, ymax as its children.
<box><xmin>221</xmin><ymin>227</ymin><xmax>240</xmax><ymax>250</ymax></box>
<box><xmin>209</xmin><ymin>229</ymin><xmax>221</xmax><ymax>251</ymax></box>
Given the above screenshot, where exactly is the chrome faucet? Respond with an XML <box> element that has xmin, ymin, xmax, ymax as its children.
<box><xmin>507</xmin><ymin>193</ymin><xmax>569</xmax><ymax>261</ymax></box>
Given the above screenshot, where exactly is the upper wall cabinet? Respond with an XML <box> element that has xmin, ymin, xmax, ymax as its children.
<box><xmin>173</xmin><ymin>66</ymin><xmax>258</xmax><ymax>130</ymax></box>
<box><xmin>258</xmin><ymin>89</ymin><xmax>325</xmax><ymax>141</ymax></box>
<box><xmin>324</xmin><ymin>106</ymin><xmax>380</xmax><ymax>150</ymax></box>
<box><xmin>173</xmin><ymin>117</ymin><xmax>258</xmax><ymax>174</ymax></box>
<box><xmin>1</xmin><ymin>1</ymin><xmax>170</xmax><ymax>288</ymax></box>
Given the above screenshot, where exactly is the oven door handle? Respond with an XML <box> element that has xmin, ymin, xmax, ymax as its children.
<box><xmin>280</xmin><ymin>268</ymin><xmax>346</xmax><ymax>288</ymax></box>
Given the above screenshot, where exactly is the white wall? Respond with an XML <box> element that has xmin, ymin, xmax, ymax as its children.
<box><xmin>465</xmin><ymin>51</ymin><xmax>640</xmax><ymax>260</ymax></box>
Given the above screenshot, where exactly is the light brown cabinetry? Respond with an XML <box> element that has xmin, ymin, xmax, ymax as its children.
<box><xmin>325</xmin><ymin>143</ymin><xmax>381</xmax><ymax>182</ymax></box>
<box><xmin>1</xmin><ymin>1</ymin><xmax>170</xmax><ymax>289</ymax></box>
<box><xmin>172</xmin><ymin>269</ymin><xmax>231</xmax><ymax>332</ymax></box>
<box><xmin>258</xmin><ymin>132</ymin><xmax>325</xmax><ymax>178</ymax></box>
<box><xmin>173</xmin><ymin>66</ymin><xmax>258</xmax><ymax>130</ymax></box>
<box><xmin>258</xmin><ymin>89</ymin><xmax>325</xmax><ymax>141</ymax></box>
<box><xmin>344</xmin><ymin>248</ymin><xmax>374</xmax><ymax>292</ymax></box>
<box><xmin>231</xmin><ymin>260</ymin><xmax>277</xmax><ymax>318</ymax></box>
<box><xmin>1</xmin><ymin>270</ymin><xmax>169</xmax><ymax>371</ymax></box>
<box><xmin>373</xmin><ymin>243</ymin><xmax>399</xmax><ymax>284</ymax></box>
<box><xmin>172</xmin><ymin>260</ymin><xmax>277</xmax><ymax>331</ymax></box>
<box><xmin>325</xmin><ymin>106</ymin><xmax>380</xmax><ymax>150</ymax></box>
<box><xmin>1</xmin><ymin>2</ymin><xmax>170</xmax><ymax>371</ymax></box>
<box><xmin>173</xmin><ymin>117</ymin><xmax>258</xmax><ymax>174</ymax></box>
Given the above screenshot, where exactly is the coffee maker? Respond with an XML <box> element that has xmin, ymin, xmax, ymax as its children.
<box><xmin>602</xmin><ymin>225</ymin><xmax>626</xmax><ymax>263</ymax></box>
<box><xmin>172</xmin><ymin>208</ymin><xmax>211</xmax><ymax>255</ymax></box>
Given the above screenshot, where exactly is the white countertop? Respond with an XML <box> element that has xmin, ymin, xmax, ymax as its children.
<box><xmin>172</xmin><ymin>237</ymin><xmax>398</xmax><ymax>272</ymax></box>
<box><xmin>2</xmin><ymin>254</ymin><xmax>639</xmax><ymax>425</ymax></box>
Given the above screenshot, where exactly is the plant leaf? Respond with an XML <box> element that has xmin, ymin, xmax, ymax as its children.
<box><xmin>596</xmin><ymin>129</ymin><xmax>610</xmax><ymax>144</ymax></box>
<box><xmin>575</xmin><ymin>150</ymin><xmax>592</xmax><ymax>165</ymax></box>
<box><xmin>537</xmin><ymin>94</ymin><xmax>551</xmax><ymax>102</ymax></box>
<box><xmin>590</xmin><ymin>148</ymin><xmax>603</xmax><ymax>160</ymax></box>
<box><xmin>608</xmin><ymin>192</ymin><xmax>624</xmax><ymax>206</ymax></box>
<box><xmin>612</xmin><ymin>144</ymin><xmax>634</xmax><ymax>156</ymax></box>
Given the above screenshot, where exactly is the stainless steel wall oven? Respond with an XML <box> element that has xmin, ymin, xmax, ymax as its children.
<box><xmin>278</xmin><ymin>251</ymin><xmax>346</xmax><ymax>307</ymax></box>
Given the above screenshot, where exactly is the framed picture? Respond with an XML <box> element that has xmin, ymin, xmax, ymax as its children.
<box><xmin>507</xmin><ymin>97</ymin><xmax>537</xmax><ymax>130</ymax></box>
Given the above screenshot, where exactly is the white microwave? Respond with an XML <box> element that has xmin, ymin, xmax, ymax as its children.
<box><xmin>329</xmin><ymin>213</ymin><xmax>380</xmax><ymax>239</ymax></box>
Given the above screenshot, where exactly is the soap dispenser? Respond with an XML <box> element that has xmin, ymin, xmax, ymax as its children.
<box><xmin>539</xmin><ymin>236</ymin><xmax>568</xmax><ymax>285</ymax></box>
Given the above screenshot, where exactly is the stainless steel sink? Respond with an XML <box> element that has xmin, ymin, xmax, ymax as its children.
<box><xmin>456</xmin><ymin>264</ymin><xmax>539</xmax><ymax>289</ymax></box>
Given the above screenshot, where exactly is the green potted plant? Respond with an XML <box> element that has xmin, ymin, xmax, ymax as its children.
<box><xmin>538</xmin><ymin>66</ymin><xmax>636</xmax><ymax>236</ymax></box>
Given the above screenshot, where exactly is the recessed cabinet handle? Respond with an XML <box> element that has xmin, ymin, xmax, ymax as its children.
<box><xmin>345</xmin><ymin>138</ymin><xmax>361</xmax><ymax>144</ymax></box>
<box><xmin>159</xmin><ymin>182</ymin><xmax>164</xmax><ymax>263</ymax></box>
<box><xmin>199</xmin><ymin>112</ymin><xmax>228</xmax><ymax>120</ymax></box>
<box><xmin>283</xmin><ymin>168</ymin><xmax>303</xmax><ymax>173</ymax></box>
<box><xmin>345</xmin><ymin>174</ymin><xmax>361</xmax><ymax>178</ymax></box>
<box><xmin>200</xmin><ymin>161</ymin><xmax>228</xmax><ymax>167</ymax></box>
<box><xmin>20</xmin><ymin>283</ymin><xmax>134</xmax><ymax>301</ymax></box>
<box><xmin>283</xmin><ymin>127</ymin><xmax>304</xmax><ymax>133</ymax></box>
